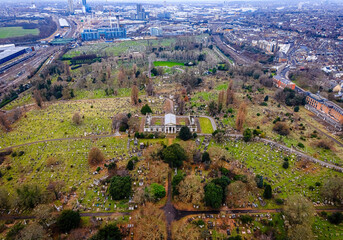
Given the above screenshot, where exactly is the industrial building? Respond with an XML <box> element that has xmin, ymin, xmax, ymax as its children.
<box><xmin>150</xmin><ymin>27</ymin><xmax>163</xmax><ymax>37</ymax></box>
<box><xmin>0</xmin><ymin>45</ymin><xmax>31</xmax><ymax>65</ymax></box>
<box><xmin>59</xmin><ymin>18</ymin><xmax>70</xmax><ymax>28</ymax></box>
<box><xmin>81</xmin><ymin>27</ymin><xmax>127</xmax><ymax>41</ymax></box>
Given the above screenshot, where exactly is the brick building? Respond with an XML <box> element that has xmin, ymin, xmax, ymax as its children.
<box><xmin>305</xmin><ymin>92</ymin><xmax>343</xmax><ymax>130</ymax></box>
<box><xmin>273</xmin><ymin>75</ymin><xmax>296</xmax><ymax>90</ymax></box>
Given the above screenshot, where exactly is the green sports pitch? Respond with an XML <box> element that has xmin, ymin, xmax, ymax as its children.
<box><xmin>0</xmin><ymin>27</ymin><xmax>39</xmax><ymax>39</ymax></box>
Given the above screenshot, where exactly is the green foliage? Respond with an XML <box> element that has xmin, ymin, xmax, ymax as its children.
<box><xmin>141</xmin><ymin>104</ymin><xmax>152</xmax><ymax>115</ymax></box>
<box><xmin>5</xmin><ymin>223</ymin><xmax>24</xmax><ymax>240</ymax></box>
<box><xmin>263</xmin><ymin>184</ymin><xmax>272</xmax><ymax>199</ymax></box>
<box><xmin>201</xmin><ymin>151</ymin><xmax>211</xmax><ymax>163</ymax></box>
<box><xmin>283</xmin><ymin>161</ymin><xmax>289</xmax><ymax>169</ymax></box>
<box><xmin>264</xmin><ymin>95</ymin><xmax>269</xmax><ymax>101</ymax></box>
<box><xmin>90</xmin><ymin>223</ymin><xmax>122</xmax><ymax>240</ymax></box>
<box><xmin>172</xmin><ymin>172</ymin><xmax>185</xmax><ymax>195</ymax></box>
<box><xmin>294</xmin><ymin>106</ymin><xmax>300</xmax><ymax>112</ymax></box>
<box><xmin>126</xmin><ymin>160</ymin><xmax>134</xmax><ymax>170</ymax></box>
<box><xmin>240</xmin><ymin>215</ymin><xmax>253</xmax><ymax>224</ymax></box>
<box><xmin>108</xmin><ymin>176</ymin><xmax>132</xmax><ymax>200</ymax></box>
<box><xmin>211</xmin><ymin>176</ymin><xmax>230</xmax><ymax>201</ymax></box>
<box><xmin>192</xmin><ymin>219</ymin><xmax>205</xmax><ymax>227</ymax></box>
<box><xmin>148</xmin><ymin>183</ymin><xmax>166</xmax><ymax>201</ymax></box>
<box><xmin>255</xmin><ymin>175</ymin><xmax>264</xmax><ymax>189</ymax></box>
<box><xmin>56</xmin><ymin>210</ymin><xmax>80</xmax><ymax>233</ymax></box>
<box><xmin>228</xmin><ymin>235</ymin><xmax>242</xmax><ymax>240</ymax></box>
<box><xmin>297</xmin><ymin>142</ymin><xmax>305</xmax><ymax>148</ymax></box>
<box><xmin>328</xmin><ymin>212</ymin><xmax>343</xmax><ymax>225</ymax></box>
<box><xmin>162</xmin><ymin>143</ymin><xmax>186</xmax><ymax>168</ymax></box>
<box><xmin>178</xmin><ymin>126</ymin><xmax>193</xmax><ymax>141</ymax></box>
<box><xmin>16</xmin><ymin>184</ymin><xmax>44</xmax><ymax>209</ymax></box>
<box><xmin>243</xmin><ymin>128</ymin><xmax>253</xmax><ymax>142</ymax></box>
<box><xmin>204</xmin><ymin>182</ymin><xmax>223</xmax><ymax>209</ymax></box>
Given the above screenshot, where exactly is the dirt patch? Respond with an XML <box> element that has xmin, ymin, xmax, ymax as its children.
<box><xmin>296</xmin><ymin>159</ymin><xmax>319</xmax><ymax>174</ymax></box>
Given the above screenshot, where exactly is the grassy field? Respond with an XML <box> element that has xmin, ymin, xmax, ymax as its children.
<box><xmin>64</xmin><ymin>39</ymin><xmax>177</xmax><ymax>58</ymax></box>
<box><xmin>0</xmin><ymin>97</ymin><xmax>164</xmax><ymax>148</ymax></box>
<box><xmin>219</xmin><ymin>140</ymin><xmax>343</xmax><ymax>204</ymax></box>
<box><xmin>0</xmin><ymin>27</ymin><xmax>39</xmax><ymax>39</ymax></box>
<box><xmin>154</xmin><ymin>61</ymin><xmax>185</xmax><ymax>67</ymax></box>
<box><xmin>199</xmin><ymin>117</ymin><xmax>214</xmax><ymax>134</ymax></box>
<box><xmin>313</xmin><ymin>216</ymin><xmax>343</xmax><ymax>239</ymax></box>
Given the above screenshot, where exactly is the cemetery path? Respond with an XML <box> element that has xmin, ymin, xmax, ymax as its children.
<box><xmin>1</xmin><ymin>208</ymin><xmax>342</xmax><ymax>221</ymax></box>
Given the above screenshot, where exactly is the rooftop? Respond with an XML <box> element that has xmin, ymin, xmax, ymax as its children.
<box><xmin>165</xmin><ymin>113</ymin><xmax>176</xmax><ymax>125</ymax></box>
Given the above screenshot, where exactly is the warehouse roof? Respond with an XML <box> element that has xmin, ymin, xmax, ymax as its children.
<box><xmin>59</xmin><ymin>18</ymin><xmax>70</xmax><ymax>27</ymax></box>
<box><xmin>0</xmin><ymin>46</ymin><xmax>28</xmax><ymax>61</ymax></box>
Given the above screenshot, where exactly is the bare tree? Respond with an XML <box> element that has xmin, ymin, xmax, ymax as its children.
<box><xmin>88</xmin><ymin>147</ymin><xmax>105</xmax><ymax>166</ymax></box>
<box><xmin>72</xmin><ymin>112</ymin><xmax>82</xmax><ymax>125</ymax></box>
<box><xmin>131</xmin><ymin>85</ymin><xmax>139</xmax><ymax>105</ymax></box>
<box><xmin>236</xmin><ymin>102</ymin><xmax>247</xmax><ymax>132</ymax></box>
<box><xmin>0</xmin><ymin>112</ymin><xmax>11</xmax><ymax>131</ymax></box>
<box><xmin>146</xmin><ymin>81</ymin><xmax>154</xmax><ymax>96</ymax></box>
<box><xmin>33</xmin><ymin>90</ymin><xmax>43</xmax><ymax>108</ymax></box>
<box><xmin>106</xmin><ymin>65</ymin><xmax>111</xmax><ymax>80</ymax></box>
<box><xmin>226</xmin><ymin>81</ymin><xmax>235</xmax><ymax>106</ymax></box>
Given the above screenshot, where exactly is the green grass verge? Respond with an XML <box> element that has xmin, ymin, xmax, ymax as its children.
<box><xmin>199</xmin><ymin>117</ymin><xmax>213</xmax><ymax>134</ymax></box>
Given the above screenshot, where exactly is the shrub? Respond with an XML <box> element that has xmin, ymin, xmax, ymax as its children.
<box><xmin>16</xmin><ymin>184</ymin><xmax>44</xmax><ymax>209</ymax></box>
<box><xmin>243</xmin><ymin>128</ymin><xmax>253</xmax><ymax>142</ymax></box>
<box><xmin>178</xmin><ymin>126</ymin><xmax>192</xmax><ymax>140</ymax></box>
<box><xmin>316</xmin><ymin>140</ymin><xmax>331</xmax><ymax>150</ymax></box>
<box><xmin>126</xmin><ymin>160</ymin><xmax>134</xmax><ymax>170</ymax></box>
<box><xmin>240</xmin><ymin>215</ymin><xmax>253</xmax><ymax>224</ymax></box>
<box><xmin>328</xmin><ymin>212</ymin><xmax>343</xmax><ymax>225</ymax></box>
<box><xmin>172</xmin><ymin>172</ymin><xmax>185</xmax><ymax>196</ymax></box>
<box><xmin>201</xmin><ymin>151</ymin><xmax>211</xmax><ymax>163</ymax></box>
<box><xmin>162</xmin><ymin>143</ymin><xmax>186</xmax><ymax>168</ymax></box>
<box><xmin>141</xmin><ymin>104</ymin><xmax>152</xmax><ymax>115</ymax></box>
<box><xmin>282</xmin><ymin>161</ymin><xmax>289</xmax><ymax>169</ymax></box>
<box><xmin>72</xmin><ymin>113</ymin><xmax>81</xmax><ymax>125</ymax></box>
<box><xmin>88</xmin><ymin>147</ymin><xmax>105</xmax><ymax>166</ymax></box>
<box><xmin>264</xmin><ymin>95</ymin><xmax>269</xmax><ymax>101</ymax></box>
<box><xmin>260</xmin><ymin>102</ymin><xmax>268</xmax><ymax>106</ymax></box>
<box><xmin>297</xmin><ymin>142</ymin><xmax>305</xmax><ymax>148</ymax></box>
<box><xmin>56</xmin><ymin>210</ymin><xmax>80</xmax><ymax>233</ymax></box>
<box><xmin>148</xmin><ymin>183</ymin><xmax>166</xmax><ymax>201</ymax></box>
<box><xmin>204</xmin><ymin>183</ymin><xmax>223</xmax><ymax>209</ymax></box>
<box><xmin>273</xmin><ymin>122</ymin><xmax>290</xmax><ymax>136</ymax></box>
<box><xmin>108</xmin><ymin>176</ymin><xmax>132</xmax><ymax>200</ymax></box>
<box><xmin>294</xmin><ymin>106</ymin><xmax>299</xmax><ymax>112</ymax></box>
<box><xmin>90</xmin><ymin>223</ymin><xmax>122</xmax><ymax>240</ymax></box>
<box><xmin>263</xmin><ymin>184</ymin><xmax>272</xmax><ymax>199</ymax></box>
<box><xmin>6</xmin><ymin>223</ymin><xmax>24</xmax><ymax>240</ymax></box>
<box><xmin>275</xmin><ymin>198</ymin><xmax>284</xmax><ymax>205</ymax></box>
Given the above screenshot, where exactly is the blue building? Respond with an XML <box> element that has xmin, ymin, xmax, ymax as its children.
<box><xmin>150</xmin><ymin>27</ymin><xmax>163</xmax><ymax>37</ymax></box>
<box><xmin>81</xmin><ymin>27</ymin><xmax>126</xmax><ymax>41</ymax></box>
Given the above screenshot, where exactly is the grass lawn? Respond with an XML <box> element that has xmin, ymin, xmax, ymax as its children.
<box><xmin>154</xmin><ymin>61</ymin><xmax>185</xmax><ymax>67</ymax></box>
<box><xmin>0</xmin><ymin>27</ymin><xmax>39</xmax><ymax>39</ymax></box>
<box><xmin>313</xmin><ymin>216</ymin><xmax>343</xmax><ymax>239</ymax></box>
<box><xmin>219</xmin><ymin>140</ymin><xmax>343</xmax><ymax>203</ymax></box>
<box><xmin>199</xmin><ymin>117</ymin><xmax>213</xmax><ymax>134</ymax></box>
<box><xmin>0</xmin><ymin>96</ymin><xmax>164</xmax><ymax>148</ymax></box>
